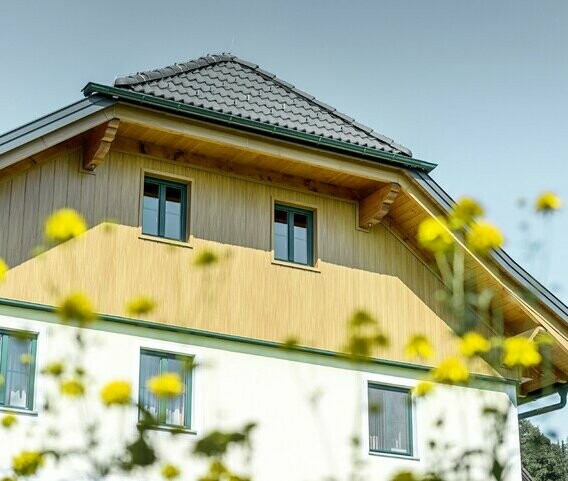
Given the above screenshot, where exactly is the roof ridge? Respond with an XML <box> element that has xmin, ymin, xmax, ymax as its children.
<box><xmin>114</xmin><ymin>53</ymin><xmax>412</xmax><ymax>157</ymax></box>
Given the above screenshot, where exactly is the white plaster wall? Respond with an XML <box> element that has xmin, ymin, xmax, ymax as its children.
<box><xmin>0</xmin><ymin>311</ymin><xmax>522</xmax><ymax>481</ymax></box>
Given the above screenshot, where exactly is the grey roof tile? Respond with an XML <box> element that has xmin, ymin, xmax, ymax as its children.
<box><xmin>114</xmin><ymin>53</ymin><xmax>412</xmax><ymax>157</ymax></box>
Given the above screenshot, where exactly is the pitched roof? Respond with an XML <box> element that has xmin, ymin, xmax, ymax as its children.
<box><xmin>113</xmin><ymin>53</ymin><xmax>412</xmax><ymax>157</ymax></box>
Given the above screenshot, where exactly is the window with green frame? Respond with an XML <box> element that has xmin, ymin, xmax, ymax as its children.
<box><xmin>142</xmin><ymin>176</ymin><xmax>188</xmax><ymax>241</ymax></box>
<box><xmin>0</xmin><ymin>330</ymin><xmax>37</xmax><ymax>411</ymax></box>
<box><xmin>368</xmin><ymin>383</ymin><xmax>413</xmax><ymax>456</ymax></box>
<box><xmin>273</xmin><ymin>204</ymin><xmax>314</xmax><ymax>266</ymax></box>
<box><xmin>138</xmin><ymin>350</ymin><xmax>193</xmax><ymax>429</ymax></box>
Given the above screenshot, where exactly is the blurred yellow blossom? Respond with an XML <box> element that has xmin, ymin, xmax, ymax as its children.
<box><xmin>57</xmin><ymin>292</ymin><xmax>96</xmax><ymax>324</ymax></box>
<box><xmin>44</xmin><ymin>208</ymin><xmax>87</xmax><ymax>243</ymax></box>
<box><xmin>19</xmin><ymin>353</ymin><xmax>32</xmax><ymax>365</ymax></box>
<box><xmin>1</xmin><ymin>414</ymin><xmax>17</xmax><ymax>429</ymax></box>
<box><xmin>460</xmin><ymin>332</ymin><xmax>491</xmax><ymax>357</ymax></box>
<box><xmin>535</xmin><ymin>192</ymin><xmax>562</xmax><ymax>213</ymax></box>
<box><xmin>412</xmin><ymin>381</ymin><xmax>434</xmax><ymax>398</ymax></box>
<box><xmin>0</xmin><ymin>258</ymin><xmax>8</xmax><ymax>282</ymax></box>
<box><xmin>162</xmin><ymin>464</ymin><xmax>181</xmax><ymax>480</ymax></box>
<box><xmin>41</xmin><ymin>362</ymin><xmax>64</xmax><ymax>377</ymax></box>
<box><xmin>100</xmin><ymin>380</ymin><xmax>131</xmax><ymax>406</ymax></box>
<box><xmin>466</xmin><ymin>221</ymin><xmax>504</xmax><ymax>254</ymax></box>
<box><xmin>432</xmin><ymin>357</ymin><xmax>470</xmax><ymax>384</ymax></box>
<box><xmin>417</xmin><ymin>217</ymin><xmax>453</xmax><ymax>253</ymax></box>
<box><xmin>126</xmin><ymin>296</ymin><xmax>155</xmax><ymax>316</ymax></box>
<box><xmin>194</xmin><ymin>249</ymin><xmax>218</xmax><ymax>267</ymax></box>
<box><xmin>148</xmin><ymin>372</ymin><xmax>183</xmax><ymax>397</ymax></box>
<box><xmin>391</xmin><ymin>471</ymin><xmax>420</xmax><ymax>481</ymax></box>
<box><xmin>60</xmin><ymin>379</ymin><xmax>85</xmax><ymax>397</ymax></box>
<box><xmin>405</xmin><ymin>335</ymin><xmax>434</xmax><ymax>359</ymax></box>
<box><xmin>12</xmin><ymin>451</ymin><xmax>44</xmax><ymax>477</ymax></box>
<box><xmin>449</xmin><ymin>197</ymin><xmax>484</xmax><ymax>229</ymax></box>
<box><xmin>503</xmin><ymin>337</ymin><xmax>542</xmax><ymax>368</ymax></box>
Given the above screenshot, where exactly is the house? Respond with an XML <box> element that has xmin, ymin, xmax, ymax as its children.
<box><xmin>0</xmin><ymin>53</ymin><xmax>566</xmax><ymax>480</ymax></box>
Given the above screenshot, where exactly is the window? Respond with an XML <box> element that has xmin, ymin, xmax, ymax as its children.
<box><xmin>138</xmin><ymin>350</ymin><xmax>193</xmax><ymax>429</ymax></box>
<box><xmin>273</xmin><ymin>204</ymin><xmax>314</xmax><ymax>266</ymax></box>
<box><xmin>0</xmin><ymin>331</ymin><xmax>37</xmax><ymax>411</ymax></box>
<box><xmin>142</xmin><ymin>177</ymin><xmax>188</xmax><ymax>241</ymax></box>
<box><xmin>368</xmin><ymin>384</ymin><xmax>413</xmax><ymax>456</ymax></box>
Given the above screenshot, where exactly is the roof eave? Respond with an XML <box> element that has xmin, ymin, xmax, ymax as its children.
<box><xmin>82</xmin><ymin>82</ymin><xmax>437</xmax><ymax>173</ymax></box>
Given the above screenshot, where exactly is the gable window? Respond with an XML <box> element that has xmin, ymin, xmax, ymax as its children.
<box><xmin>273</xmin><ymin>204</ymin><xmax>314</xmax><ymax>266</ymax></box>
<box><xmin>0</xmin><ymin>330</ymin><xmax>37</xmax><ymax>411</ymax></box>
<box><xmin>138</xmin><ymin>350</ymin><xmax>193</xmax><ymax>429</ymax></box>
<box><xmin>368</xmin><ymin>384</ymin><xmax>413</xmax><ymax>457</ymax></box>
<box><xmin>142</xmin><ymin>177</ymin><xmax>188</xmax><ymax>241</ymax></box>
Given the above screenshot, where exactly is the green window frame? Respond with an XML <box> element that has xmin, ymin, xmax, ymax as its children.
<box><xmin>0</xmin><ymin>330</ymin><xmax>37</xmax><ymax>411</ymax></box>
<box><xmin>368</xmin><ymin>383</ymin><xmax>413</xmax><ymax>457</ymax></box>
<box><xmin>273</xmin><ymin>203</ymin><xmax>314</xmax><ymax>266</ymax></box>
<box><xmin>138</xmin><ymin>349</ymin><xmax>193</xmax><ymax>429</ymax></box>
<box><xmin>142</xmin><ymin>176</ymin><xmax>188</xmax><ymax>241</ymax></box>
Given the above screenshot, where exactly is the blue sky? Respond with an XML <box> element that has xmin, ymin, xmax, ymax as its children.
<box><xmin>1</xmin><ymin>1</ymin><xmax>567</xmax><ymax>440</ymax></box>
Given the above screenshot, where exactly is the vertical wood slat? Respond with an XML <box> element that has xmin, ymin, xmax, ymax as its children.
<box><xmin>0</xmin><ymin>147</ymin><xmax>508</xmax><ymax>376</ymax></box>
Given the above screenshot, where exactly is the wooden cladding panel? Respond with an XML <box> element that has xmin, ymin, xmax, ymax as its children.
<box><xmin>0</xmin><ymin>147</ymin><xmax>502</xmax><ymax>376</ymax></box>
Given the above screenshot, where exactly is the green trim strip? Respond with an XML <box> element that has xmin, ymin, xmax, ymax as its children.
<box><xmin>82</xmin><ymin>83</ymin><xmax>437</xmax><ymax>173</ymax></box>
<box><xmin>0</xmin><ymin>296</ymin><xmax>517</xmax><ymax>388</ymax></box>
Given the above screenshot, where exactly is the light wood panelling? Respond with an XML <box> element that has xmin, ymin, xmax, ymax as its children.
<box><xmin>0</xmin><ymin>147</ymin><xmax>499</xmax><ymax>376</ymax></box>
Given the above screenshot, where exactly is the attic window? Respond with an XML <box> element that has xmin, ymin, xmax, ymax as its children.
<box><xmin>142</xmin><ymin>176</ymin><xmax>188</xmax><ymax>241</ymax></box>
<box><xmin>273</xmin><ymin>204</ymin><xmax>314</xmax><ymax>266</ymax></box>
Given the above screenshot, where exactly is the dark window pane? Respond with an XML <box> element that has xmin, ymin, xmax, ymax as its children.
<box><xmin>139</xmin><ymin>353</ymin><xmax>161</xmax><ymax>422</ymax></box>
<box><xmin>142</xmin><ymin>182</ymin><xmax>160</xmax><ymax>236</ymax></box>
<box><xmin>293</xmin><ymin>213</ymin><xmax>308</xmax><ymax>264</ymax></box>
<box><xmin>164</xmin><ymin>186</ymin><xmax>183</xmax><ymax>240</ymax></box>
<box><xmin>368</xmin><ymin>386</ymin><xmax>411</xmax><ymax>455</ymax></box>
<box><xmin>4</xmin><ymin>337</ymin><xmax>32</xmax><ymax>408</ymax></box>
<box><xmin>165</xmin><ymin>357</ymin><xmax>187</xmax><ymax>426</ymax></box>
<box><xmin>274</xmin><ymin>209</ymin><xmax>289</xmax><ymax>261</ymax></box>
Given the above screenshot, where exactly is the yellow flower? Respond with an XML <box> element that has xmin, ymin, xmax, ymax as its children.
<box><xmin>405</xmin><ymin>335</ymin><xmax>434</xmax><ymax>359</ymax></box>
<box><xmin>60</xmin><ymin>379</ymin><xmax>85</xmax><ymax>397</ymax></box>
<box><xmin>19</xmin><ymin>353</ymin><xmax>32</xmax><ymax>365</ymax></box>
<box><xmin>0</xmin><ymin>258</ymin><xmax>8</xmax><ymax>282</ymax></box>
<box><xmin>432</xmin><ymin>357</ymin><xmax>470</xmax><ymax>384</ymax></box>
<box><xmin>1</xmin><ymin>414</ymin><xmax>17</xmax><ymax>429</ymax></box>
<box><xmin>449</xmin><ymin>197</ymin><xmax>484</xmax><ymax>229</ymax></box>
<box><xmin>417</xmin><ymin>217</ymin><xmax>453</xmax><ymax>253</ymax></box>
<box><xmin>194</xmin><ymin>249</ymin><xmax>218</xmax><ymax>267</ymax></box>
<box><xmin>57</xmin><ymin>292</ymin><xmax>96</xmax><ymax>324</ymax></box>
<box><xmin>391</xmin><ymin>471</ymin><xmax>420</xmax><ymax>481</ymax></box>
<box><xmin>100</xmin><ymin>380</ymin><xmax>131</xmax><ymax>406</ymax></box>
<box><xmin>412</xmin><ymin>381</ymin><xmax>434</xmax><ymax>398</ymax></box>
<box><xmin>503</xmin><ymin>337</ymin><xmax>542</xmax><ymax>368</ymax></box>
<box><xmin>161</xmin><ymin>464</ymin><xmax>181</xmax><ymax>480</ymax></box>
<box><xmin>12</xmin><ymin>451</ymin><xmax>44</xmax><ymax>477</ymax></box>
<box><xmin>466</xmin><ymin>221</ymin><xmax>504</xmax><ymax>254</ymax></box>
<box><xmin>44</xmin><ymin>208</ymin><xmax>87</xmax><ymax>243</ymax></box>
<box><xmin>147</xmin><ymin>372</ymin><xmax>183</xmax><ymax>397</ymax></box>
<box><xmin>460</xmin><ymin>332</ymin><xmax>491</xmax><ymax>357</ymax></box>
<box><xmin>126</xmin><ymin>296</ymin><xmax>155</xmax><ymax>316</ymax></box>
<box><xmin>535</xmin><ymin>192</ymin><xmax>562</xmax><ymax>213</ymax></box>
<box><xmin>41</xmin><ymin>362</ymin><xmax>64</xmax><ymax>377</ymax></box>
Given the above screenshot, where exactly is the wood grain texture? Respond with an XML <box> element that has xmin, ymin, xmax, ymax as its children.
<box><xmin>0</xmin><ymin>147</ymin><xmax>499</xmax><ymax>376</ymax></box>
<box><xmin>0</xmin><ymin>145</ymin><xmax>566</xmax><ymax>384</ymax></box>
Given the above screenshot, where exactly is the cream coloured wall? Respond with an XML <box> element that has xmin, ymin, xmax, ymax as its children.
<box><xmin>0</xmin><ymin>306</ymin><xmax>521</xmax><ymax>481</ymax></box>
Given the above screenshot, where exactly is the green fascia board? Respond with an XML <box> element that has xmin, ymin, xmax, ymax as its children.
<box><xmin>0</xmin><ymin>296</ymin><xmax>516</xmax><ymax>392</ymax></box>
<box><xmin>82</xmin><ymin>83</ymin><xmax>437</xmax><ymax>173</ymax></box>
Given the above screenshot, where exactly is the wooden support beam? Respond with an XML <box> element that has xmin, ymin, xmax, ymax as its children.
<box><xmin>111</xmin><ymin>136</ymin><xmax>361</xmax><ymax>201</ymax></box>
<box><xmin>358</xmin><ymin>182</ymin><xmax>401</xmax><ymax>229</ymax></box>
<box><xmin>83</xmin><ymin>119</ymin><xmax>120</xmax><ymax>171</ymax></box>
